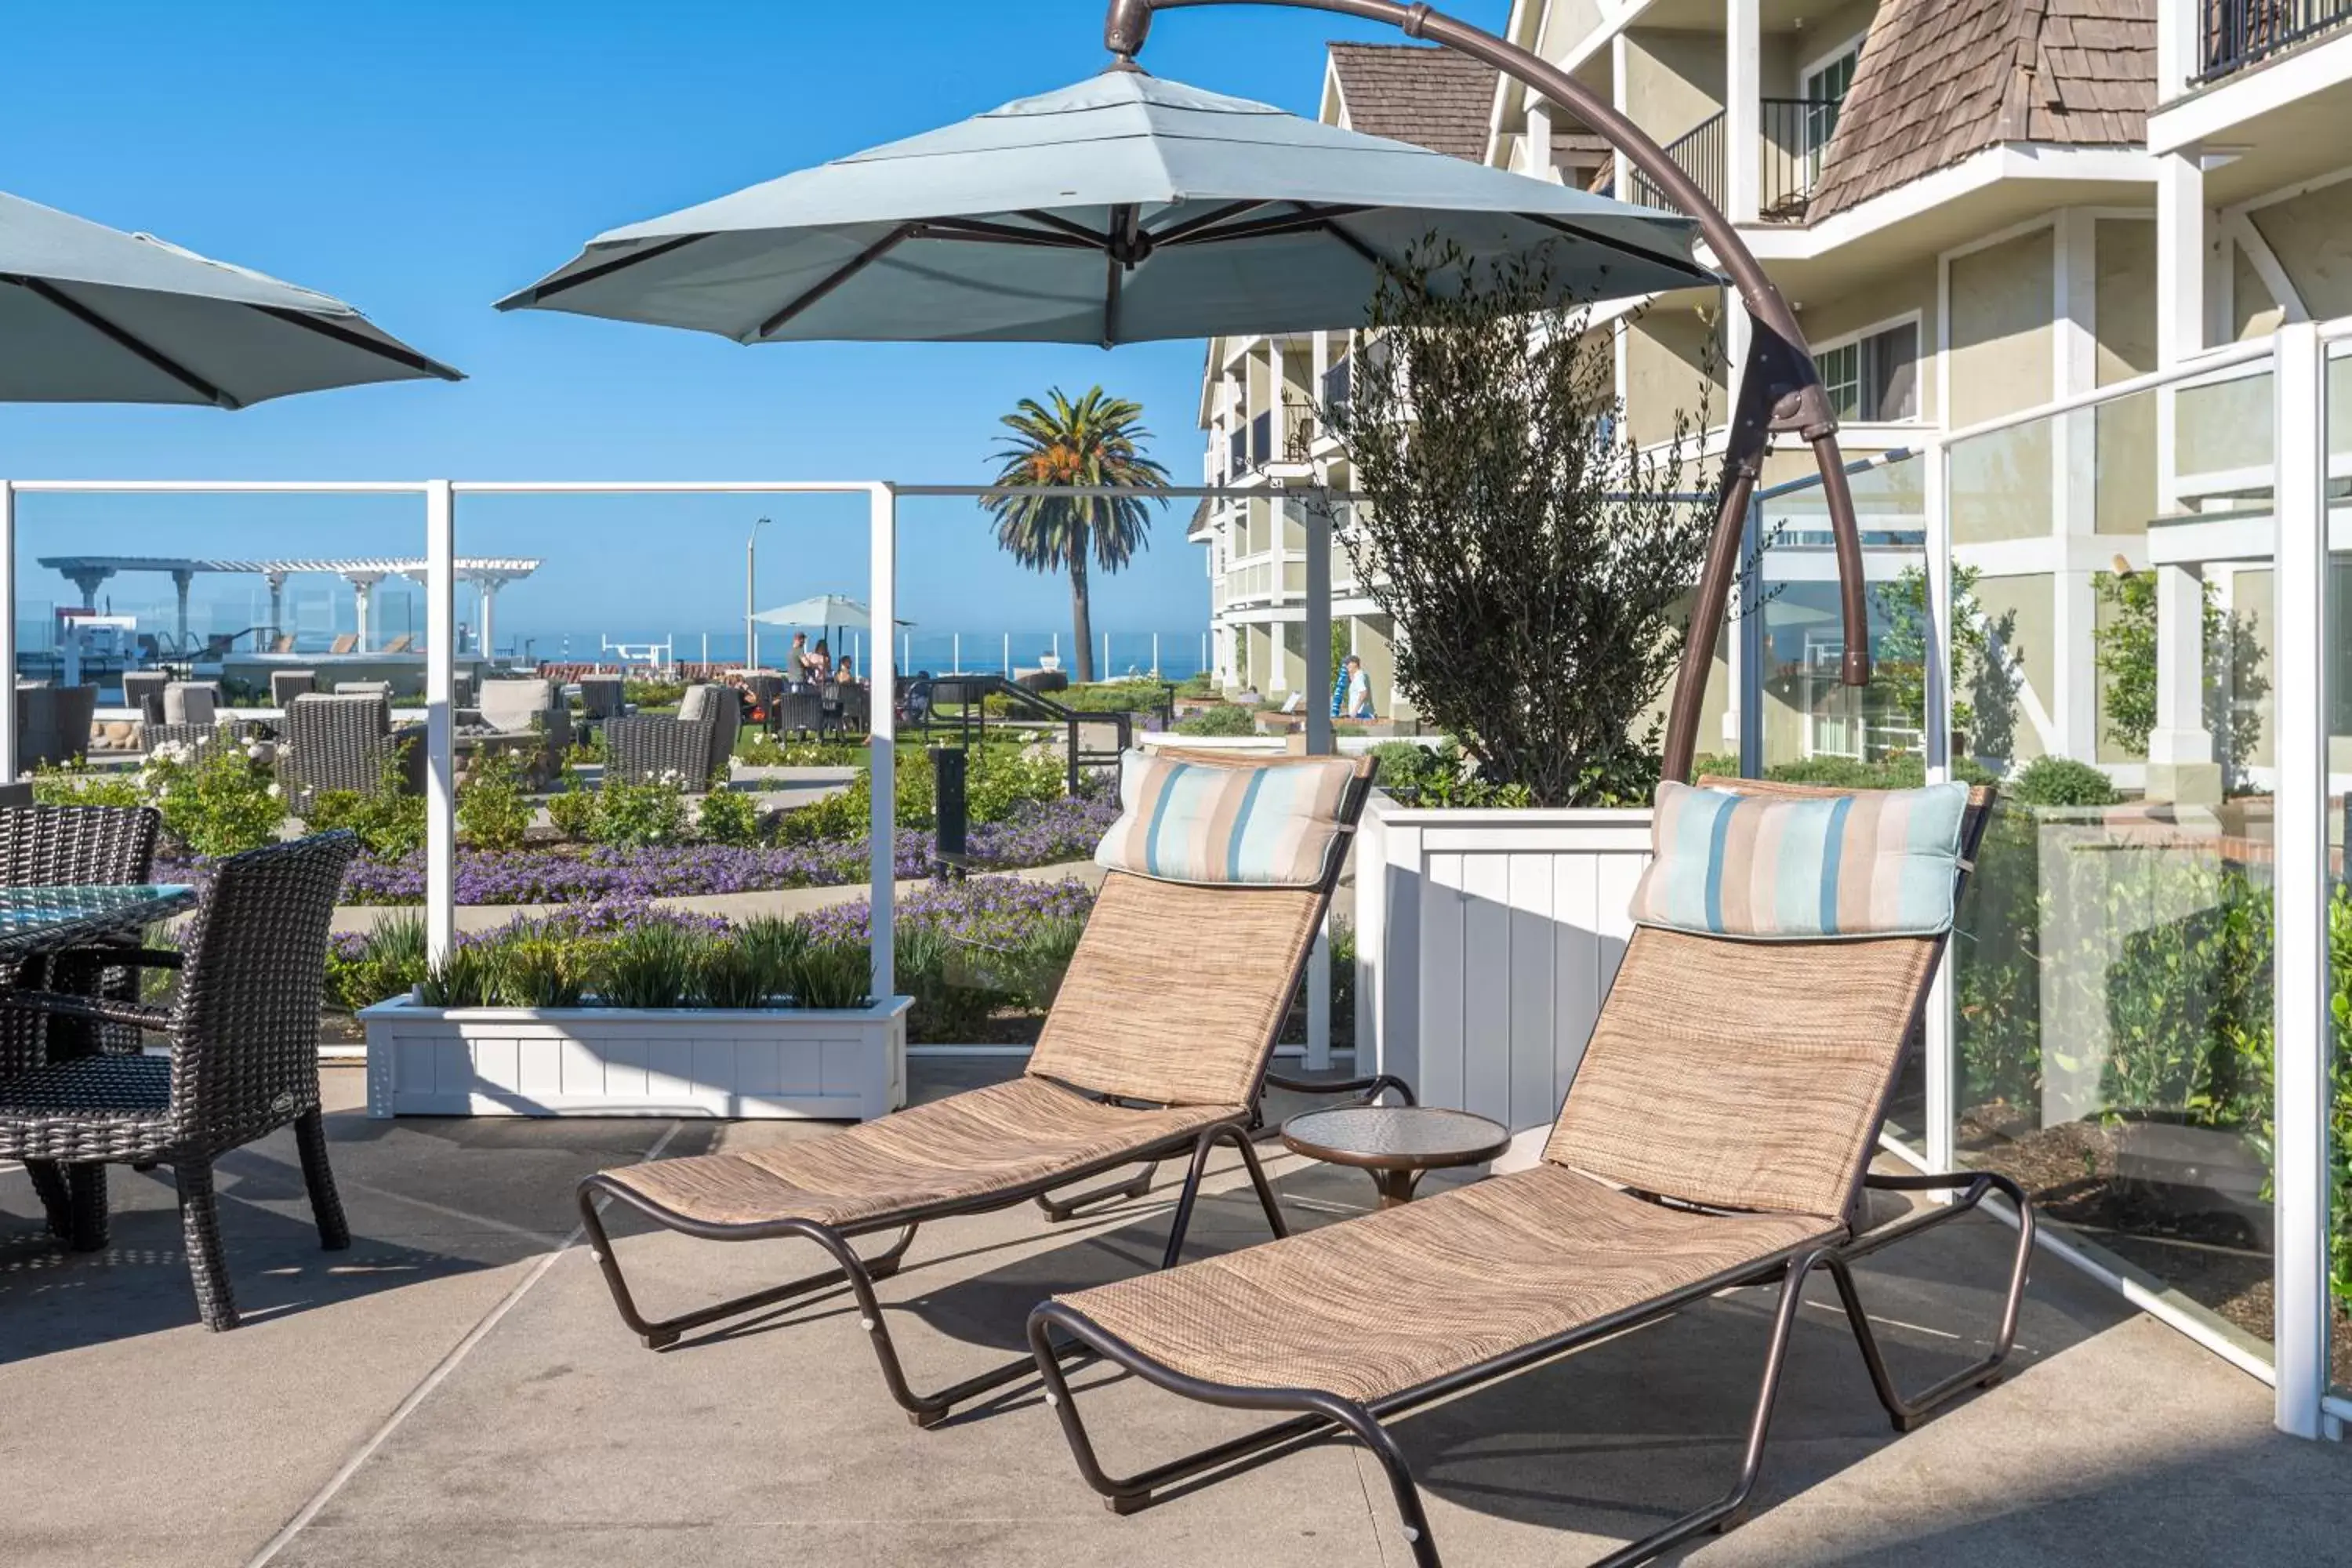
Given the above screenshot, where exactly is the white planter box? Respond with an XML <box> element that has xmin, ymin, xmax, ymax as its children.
<box><xmin>1355</xmin><ymin>793</ymin><xmax>1653</xmax><ymax>1168</ymax></box>
<box><xmin>358</xmin><ymin>995</ymin><xmax>912</xmax><ymax>1120</ymax></box>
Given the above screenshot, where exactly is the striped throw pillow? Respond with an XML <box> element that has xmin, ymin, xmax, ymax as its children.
<box><xmin>1094</xmin><ymin>751</ymin><xmax>1358</xmax><ymax>887</ymax></box>
<box><xmin>1628</xmin><ymin>781</ymin><xmax>1969</xmax><ymax>940</ymax></box>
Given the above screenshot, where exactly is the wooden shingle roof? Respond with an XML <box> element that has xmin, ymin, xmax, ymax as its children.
<box><xmin>1805</xmin><ymin>0</ymin><xmax>2154</xmax><ymax>221</ymax></box>
<box><xmin>1326</xmin><ymin>42</ymin><xmax>1499</xmax><ymax>163</ymax></box>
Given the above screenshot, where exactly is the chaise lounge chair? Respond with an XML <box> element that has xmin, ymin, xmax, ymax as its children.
<box><xmin>576</xmin><ymin>750</ymin><xmax>1377</xmax><ymax>1427</ymax></box>
<box><xmin>1028</xmin><ymin>777</ymin><xmax>2031</xmax><ymax>1568</ymax></box>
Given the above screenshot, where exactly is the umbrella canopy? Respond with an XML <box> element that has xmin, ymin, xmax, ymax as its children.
<box><xmin>499</xmin><ymin>68</ymin><xmax>1713</xmax><ymax>347</ymax></box>
<box><xmin>751</xmin><ymin>594</ymin><xmax>910</xmax><ymax>631</ymax></box>
<box><xmin>0</xmin><ymin>191</ymin><xmax>461</xmax><ymax>408</ymax></box>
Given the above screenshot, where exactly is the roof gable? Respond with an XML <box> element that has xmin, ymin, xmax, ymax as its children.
<box><xmin>1805</xmin><ymin>0</ymin><xmax>2154</xmax><ymax>221</ymax></box>
<box><xmin>1324</xmin><ymin>42</ymin><xmax>1499</xmax><ymax>162</ymax></box>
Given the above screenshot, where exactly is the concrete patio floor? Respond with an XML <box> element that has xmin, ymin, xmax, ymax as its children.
<box><xmin>3</xmin><ymin>1059</ymin><xmax>2347</xmax><ymax>1568</ymax></box>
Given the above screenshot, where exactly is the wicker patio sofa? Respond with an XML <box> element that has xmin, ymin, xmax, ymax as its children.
<box><xmin>575</xmin><ymin>750</ymin><xmax>1377</xmax><ymax>1427</ymax></box>
<box><xmin>1029</xmin><ymin>779</ymin><xmax>2032</xmax><ymax>1568</ymax></box>
<box><xmin>276</xmin><ymin>692</ymin><xmax>424</xmax><ymax>814</ymax></box>
<box><xmin>602</xmin><ymin>681</ymin><xmax>739</xmax><ymax>787</ymax></box>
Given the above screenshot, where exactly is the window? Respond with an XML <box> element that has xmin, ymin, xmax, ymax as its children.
<box><xmin>1818</xmin><ymin>319</ymin><xmax>1918</xmax><ymax>423</ymax></box>
<box><xmin>1800</xmin><ymin>38</ymin><xmax>1864</xmax><ymax>183</ymax></box>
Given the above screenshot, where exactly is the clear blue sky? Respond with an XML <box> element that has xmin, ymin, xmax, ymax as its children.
<box><xmin>4</xmin><ymin>0</ymin><xmax>1505</xmax><ymax>653</ymax></box>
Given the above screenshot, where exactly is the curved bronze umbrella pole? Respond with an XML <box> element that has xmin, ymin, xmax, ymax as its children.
<box><xmin>1108</xmin><ymin>0</ymin><xmax>1874</xmax><ymax>782</ymax></box>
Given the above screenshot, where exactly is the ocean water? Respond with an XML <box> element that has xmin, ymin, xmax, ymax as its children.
<box><xmin>521</xmin><ymin>628</ymin><xmax>1209</xmax><ymax>681</ymax></box>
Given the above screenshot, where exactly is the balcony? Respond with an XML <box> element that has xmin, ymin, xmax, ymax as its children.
<box><xmin>1617</xmin><ymin>99</ymin><xmax>1841</xmax><ymax>224</ymax></box>
<box><xmin>1322</xmin><ymin>354</ymin><xmax>1351</xmax><ymax>427</ymax></box>
<box><xmin>1226</xmin><ymin>426</ymin><xmax>1246</xmax><ymax>481</ymax></box>
<box><xmin>2197</xmin><ymin>0</ymin><xmax>2352</xmax><ymax>85</ymax></box>
<box><xmin>1249</xmin><ymin>408</ymin><xmax>1272</xmax><ymax>469</ymax></box>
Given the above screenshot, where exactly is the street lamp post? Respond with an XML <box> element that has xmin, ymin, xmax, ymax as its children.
<box><xmin>745</xmin><ymin>515</ymin><xmax>770</xmax><ymax>672</ymax></box>
<box><xmin>1105</xmin><ymin>0</ymin><xmax>1873</xmax><ymax>782</ymax></box>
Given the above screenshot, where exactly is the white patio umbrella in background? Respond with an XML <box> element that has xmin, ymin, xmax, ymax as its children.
<box><xmin>751</xmin><ymin>594</ymin><xmax>911</xmax><ymax>670</ymax></box>
<box><xmin>0</xmin><ymin>190</ymin><xmax>461</xmax><ymax>407</ymax></box>
<box><xmin>498</xmin><ymin>69</ymin><xmax>1714</xmax><ymax>347</ymax></box>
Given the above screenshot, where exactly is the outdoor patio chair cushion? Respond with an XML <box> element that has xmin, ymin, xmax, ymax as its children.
<box><xmin>161</xmin><ymin>683</ymin><xmax>217</xmax><ymax>725</ymax></box>
<box><xmin>1628</xmin><ymin>779</ymin><xmax>1969</xmax><ymax>941</ymax></box>
<box><xmin>1053</xmin><ymin>1161</ymin><xmax>1835</xmax><ymax>1404</ymax></box>
<box><xmin>597</xmin><ymin>1075</ymin><xmax>1240</xmax><ymax>1232</ymax></box>
<box><xmin>1093</xmin><ymin>750</ymin><xmax>1359</xmax><ymax>887</ymax></box>
<box><xmin>477</xmin><ymin>678</ymin><xmax>559</xmax><ymax>734</ymax></box>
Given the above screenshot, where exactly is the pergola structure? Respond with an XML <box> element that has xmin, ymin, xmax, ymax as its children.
<box><xmin>34</xmin><ymin>554</ymin><xmax>539</xmax><ymax>654</ymax></box>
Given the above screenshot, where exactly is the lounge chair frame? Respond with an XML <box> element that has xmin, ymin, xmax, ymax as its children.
<box><xmin>575</xmin><ymin>754</ymin><xmax>1373</xmax><ymax>1427</ymax></box>
<box><xmin>1028</xmin><ymin>783</ymin><xmax>2032</xmax><ymax>1566</ymax></box>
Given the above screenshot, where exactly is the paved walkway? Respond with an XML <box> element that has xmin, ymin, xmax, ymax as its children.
<box><xmin>3</xmin><ymin>1061</ymin><xmax>2343</xmax><ymax>1568</ymax></box>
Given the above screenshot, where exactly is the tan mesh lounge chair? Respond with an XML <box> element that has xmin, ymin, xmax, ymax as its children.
<box><xmin>1029</xmin><ymin>780</ymin><xmax>2033</xmax><ymax>1568</ymax></box>
<box><xmin>327</xmin><ymin>633</ymin><xmax>358</xmax><ymax>655</ymax></box>
<box><xmin>576</xmin><ymin>753</ymin><xmax>1378</xmax><ymax>1428</ymax></box>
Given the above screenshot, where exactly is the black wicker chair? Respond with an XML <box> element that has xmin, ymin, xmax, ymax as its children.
<box><xmin>0</xmin><ymin>803</ymin><xmax>165</xmax><ymax>1087</ymax></box>
<box><xmin>277</xmin><ymin>693</ymin><xmax>424</xmax><ymax>815</ymax></box>
<box><xmin>0</xmin><ymin>830</ymin><xmax>361</xmax><ymax>1329</ymax></box>
<box><xmin>603</xmin><ymin>684</ymin><xmax>739</xmax><ymax>787</ymax></box>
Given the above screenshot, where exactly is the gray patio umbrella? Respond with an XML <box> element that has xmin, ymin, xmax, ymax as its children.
<box><xmin>498</xmin><ymin>68</ymin><xmax>1713</xmax><ymax>346</ymax></box>
<box><xmin>0</xmin><ymin>191</ymin><xmax>461</xmax><ymax>408</ymax></box>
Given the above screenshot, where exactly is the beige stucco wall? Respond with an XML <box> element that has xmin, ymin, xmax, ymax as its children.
<box><xmin>2247</xmin><ymin>182</ymin><xmax>2352</xmax><ymax>321</ymax></box>
<box><xmin>1971</xmin><ymin>570</ymin><xmax>2055</xmax><ymax>767</ymax></box>
<box><xmin>1622</xmin><ymin>30</ymin><xmax>1723</xmax><ymax>143</ymax></box>
<box><xmin>2093</xmin><ymin>220</ymin><xmax>2160</xmax><ymax>539</ymax></box>
<box><xmin>1796</xmin><ymin>259</ymin><xmax>1940</xmax><ymax>423</ymax></box>
<box><xmin>2176</xmin><ymin>371</ymin><xmax>2273</xmax><ymax>477</ymax></box>
<box><xmin>2231</xmin><ymin>242</ymin><xmax>2285</xmax><ymax>342</ymax></box>
<box><xmin>1626</xmin><ymin>303</ymin><xmax>1724</xmax><ymax>447</ymax></box>
<box><xmin>1949</xmin><ymin>227</ymin><xmax>2056</xmax><ymax>544</ymax></box>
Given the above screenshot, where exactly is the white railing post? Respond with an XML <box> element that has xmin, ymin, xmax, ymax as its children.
<box><xmin>424</xmin><ymin>480</ymin><xmax>457</xmax><ymax>964</ymax></box>
<box><xmin>2270</xmin><ymin>321</ymin><xmax>2329</xmax><ymax>1440</ymax></box>
<box><xmin>0</xmin><ymin>482</ymin><xmax>15</xmax><ymax>783</ymax></box>
<box><xmin>1925</xmin><ymin>440</ymin><xmax>1957</xmax><ymax>1177</ymax></box>
<box><xmin>1305</xmin><ymin>488</ymin><xmax>1335</xmax><ymax>1069</ymax></box>
<box><xmin>868</xmin><ymin>484</ymin><xmax>898</xmax><ymax>1011</ymax></box>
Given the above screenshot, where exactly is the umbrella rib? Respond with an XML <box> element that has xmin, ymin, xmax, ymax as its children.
<box><xmin>5</xmin><ymin>274</ymin><xmax>235</xmax><ymax>408</ymax></box>
<box><xmin>1522</xmin><ymin>214</ymin><xmax>1715</xmax><ymax>284</ymax></box>
<box><xmin>1160</xmin><ymin>203</ymin><xmax>1374</xmax><ymax>247</ymax></box>
<box><xmin>250</xmin><ymin>306</ymin><xmax>464</xmax><ymax>381</ymax></box>
<box><xmin>514</xmin><ymin>231</ymin><xmax>713</xmax><ymax>306</ymax></box>
<box><xmin>754</xmin><ymin>222</ymin><xmax>922</xmax><ymax>339</ymax></box>
<box><xmin>924</xmin><ymin>216</ymin><xmax>1099</xmax><ymax>249</ymax></box>
<box><xmin>1319</xmin><ymin>217</ymin><xmax>1388</xmax><ymax>270</ymax></box>
<box><xmin>1014</xmin><ymin>210</ymin><xmax>1113</xmax><ymax>248</ymax></box>
<box><xmin>1145</xmin><ymin>199</ymin><xmax>1268</xmax><ymax>246</ymax></box>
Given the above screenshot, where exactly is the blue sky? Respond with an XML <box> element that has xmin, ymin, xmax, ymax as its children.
<box><xmin>4</xmin><ymin>0</ymin><xmax>1505</xmax><ymax>652</ymax></box>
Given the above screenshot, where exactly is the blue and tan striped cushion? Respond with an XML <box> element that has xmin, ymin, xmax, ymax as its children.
<box><xmin>1094</xmin><ymin>750</ymin><xmax>1357</xmax><ymax>887</ymax></box>
<box><xmin>1628</xmin><ymin>781</ymin><xmax>1969</xmax><ymax>941</ymax></box>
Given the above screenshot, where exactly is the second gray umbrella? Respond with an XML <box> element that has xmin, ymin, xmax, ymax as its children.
<box><xmin>499</xmin><ymin>68</ymin><xmax>1714</xmax><ymax>347</ymax></box>
<box><xmin>0</xmin><ymin>191</ymin><xmax>461</xmax><ymax>408</ymax></box>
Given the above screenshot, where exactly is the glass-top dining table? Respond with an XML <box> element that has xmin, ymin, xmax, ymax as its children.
<box><xmin>0</xmin><ymin>884</ymin><xmax>198</xmax><ymax>960</ymax></box>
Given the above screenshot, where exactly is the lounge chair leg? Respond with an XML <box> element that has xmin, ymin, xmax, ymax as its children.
<box><xmin>295</xmin><ymin>1108</ymin><xmax>351</xmax><ymax>1251</ymax></box>
<box><xmin>1217</xmin><ymin>1125</ymin><xmax>1288</xmax><ymax>1240</ymax></box>
<box><xmin>574</xmin><ymin>1184</ymin><xmax>918</xmax><ymax>1351</ymax></box>
<box><xmin>1036</xmin><ymin>1161</ymin><xmax>1160</xmax><ymax>1222</ymax></box>
<box><xmin>1583</xmin><ymin>1248</ymin><xmax>1826</xmax><ymax>1568</ymax></box>
<box><xmin>1329</xmin><ymin>1400</ymin><xmax>1443</xmax><ymax>1567</ymax></box>
<box><xmin>1159</xmin><ymin>1131</ymin><xmax>1222</xmax><ymax>1270</ymax></box>
<box><xmin>1828</xmin><ymin>1174</ymin><xmax>2034</xmax><ymax>1433</ymax></box>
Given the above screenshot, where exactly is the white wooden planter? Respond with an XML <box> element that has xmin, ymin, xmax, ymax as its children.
<box><xmin>1355</xmin><ymin>793</ymin><xmax>1653</xmax><ymax>1168</ymax></box>
<box><xmin>358</xmin><ymin>995</ymin><xmax>912</xmax><ymax>1120</ymax></box>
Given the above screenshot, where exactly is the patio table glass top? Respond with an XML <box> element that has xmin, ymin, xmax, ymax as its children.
<box><xmin>0</xmin><ymin>884</ymin><xmax>197</xmax><ymax>958</ymax></box>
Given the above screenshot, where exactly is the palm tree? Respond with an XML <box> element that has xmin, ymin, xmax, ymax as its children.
<box><xmin>985</xmin><ymin>387</ymin><xmax>1169</xmax><ymax>683</ymax></box>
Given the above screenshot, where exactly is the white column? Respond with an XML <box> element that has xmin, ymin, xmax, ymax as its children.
<box><xmin>2270</xmin><ymin>321</ymin><xmax>2329</xmax><ymax>1440</ymax></box>
<box><xmin>2155</xmin><ymin>151</ymin><xmax>2206</xmax><ymax>518</ymax></box>
<box><xmin>345</xmin><ymin>570</ymin><xmax>384</xmax><ymax>653</ymax></box>
<box><xmin>0</xmin><ymin>482</ymin><xmax>15</xmax><ymax>781</ymax></box>
<box><xmin>171</xmin><ymin>568</ymin><xmax>194</xmax><ymax>652</ymax></box>
<box><xmin>1924</xmin><ymin>441</ymin><xmax>1957</xmax><ymax>1174</ymax></box>
<box><xmin>2155</xmin><ymin>0</ymin><xmax>2201</xmax><ymax>105</ymax></box>
<box><xmin>1725</xmin><ymin>0</ymin><xmax>1761</xmax><ymax>224</ymax></box>
<box><xmin>868</xmin><ymin>484</ymin><xmax>898</xmax><ymax>1014</ymax></box>
<box><xmin>2147</xmin><ymin>561</ymin><xmax>2220</xmax><ymax>803</ymax></box>
<box><xmin>266</xmin><ymin>572</ymin><xmax>288</xmax><ymax>646</ymax></box>
<box><xmin>1523</xmin><ymin>100</ymin><xmax>1557</xmax><ymax>182</ymax></box>
<box><xmin>2051</xmin><ymin>210</ymin><xmax>2101</xmax><ymax>763</ymax></box>
<box><xmin>424</xmin><ymin>482</ymin><xmax>457</xmax><ymax>964</ymax></box>
<box><xmin>1304</xmin><ymin>488</ymin><xmax>1335</xmax><ymax>1070</ymax></box>
<box><xmin>477</xmin><ymin>579</ymin><xmax>500</xmax><ymax>663</ymax></box>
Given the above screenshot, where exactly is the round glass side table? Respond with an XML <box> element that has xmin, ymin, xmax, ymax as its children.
<box><xmin>1279</xmin><ymin>1105</ymin><xmax>1512</xmax><ymax>1208</ymax></box>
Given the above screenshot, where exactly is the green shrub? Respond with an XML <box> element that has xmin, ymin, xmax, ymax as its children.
<box><xmin>330</xmin><ymin>915</ymin><xmax>429</xmax><ymax>1010</ymax></box>
<box><xmin>593</xmin><ymin>778</ymin><xmax>691</xmax><ymax>848</ymax></box>
<box><xmin>2009</xmin><ymin>757</ymin><xmax>2120</xmax><ymax>808</ymax></box>
<box><xmin>305</xmin><ymin>750</ymin><xmax>427</xmax><ymax>859</ymax></box>
<box><xmin>622</xmin><ymin>679</ymin><xmax>686</xmax><ymax>709</ymax></box>
<box><xmin>736</xmin><ymin>914</ymin><xmax>811</xmax><ymax>976</ymax></box>
<box><xmin>1370</xmin><ymin>741</ymin><xmax>1532</xmax><ymax>808</ymax></box>
<box><xmin>494</xmin><ymin>934</ymin><xmax>591</xmax><ymax>1008</ymax></box>
<box><xmin>30</xmin><ymin>759</ymin><xmax>143</xmax><ymax>808</ymax></box>
<box><xmin>697</xmin><ymin>786</ymin><xmax>764</xmax><ymax>846</ymax></box>
<box><xmin>597</xmin><ymin>924</ymin><xmax>697</xmax><ymax>1008</ymax></box>
<box><xmin>137</xmin><ymin>742</ymin><xmax>287</xmax><ymax>857</ymax></box>
<box><xmin>1005</xmin><ymin>913</ymin><xmax>1086</xmax><ymax>1012</ymax></box>
<box><xmin>457</xmin><ymin>748</ymin><xmax>534</xmax><ymax>850</ymax></box>
<box><xmin>786</xmin><ymin>940</ymin><xmax>871</xmax><ymax>1010</ymax></box>
<box><xmin>418</xmin><ymin>943</ymin><xmax>497</xmax><ymax>1008</ymax></box>
<box><xmin>545</xmin><ymin>765</ymin><xmax>600</xmax><ymax>840</ymax></box>
<box><xmin>895</xmin><ymin>923</ymin><xmax>998</xmax><ymax>1041</ymax></box>
<box><xmin>695</xmin><ymin>936</ymin><xmax>781</xmax><ymax>1009</ymax></box>
<box><xmin>1174</xmin><ymin>704</ymin><xmax>1255</xmax><ymax>737</ymax></box>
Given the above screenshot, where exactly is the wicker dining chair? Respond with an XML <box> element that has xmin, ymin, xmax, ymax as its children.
<box><xmin>277</xmin><ymin>693</ymin><xmax>424</xmax><ymax>814</ymax></box>
<box><xmin>602</xmin><ymin>684</ymin><xmax>739</xmax><ymax>787</ymax></box>
<box><xmin>0</xmin><ymin>831</ymin><xmax>361</xmax><ymax>1329</ymax></box>
<box><xmin>0</xmin><ymin>803</ymin><xmax>165</xmax><ymax>1089</ymax></box>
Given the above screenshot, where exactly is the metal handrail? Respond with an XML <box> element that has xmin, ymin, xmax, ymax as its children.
<box><xmin>1628</xmin><ymin>111</ymin><xmax>1724</xmax><ymax>214</ymax></box>
<box><xmin>2195</xmin><ymin>0</ymin><xmax>2352</xmax><ymax>84</ymax></box>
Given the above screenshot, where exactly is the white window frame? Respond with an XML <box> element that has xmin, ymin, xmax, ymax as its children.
<box><xmin>1798</xmin><ymin>32</ymin><xmax>1868</xmax><ymax>100</ymax></box>
<box><xmin>1809</xmin><ymin>310</ymin><xmax>1927</xmax><ymax>424</ymax></box>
